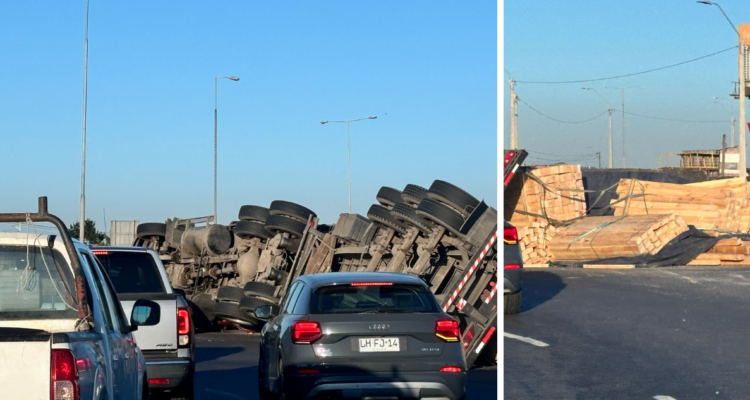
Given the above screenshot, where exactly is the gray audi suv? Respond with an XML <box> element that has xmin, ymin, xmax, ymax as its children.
<box><xmin>256</xmin><ymin>272</ymin><xmax>467</xmax><ymax>400</ymax></box>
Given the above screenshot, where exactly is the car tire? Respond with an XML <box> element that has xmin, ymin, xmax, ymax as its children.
<box><xmin>264</xmin><ymin>215</ymin><xmax>306</xmax><ymax>238</ymax></box>
<box><xmin>258</xmin><ymin>350</ymin><xmax>279</xmax><ymax>400</ymax></box>
<box><xmin>243</xmin><ymin>281</ymin><xmax>278</xmax><ymax>300</ymax></box>
<box><xmin>216</xmin><ymin>286</ymin><xmax>245</xmax><ymax>303</ymax></box>
<box><xmin>187</xmin><ymin>294</ymin><xmax>215</xmax><ymax>332</ymax></box>
<box><xmin>269</xmin><ymin>201</ymin><xmax>317</xmax><ymax>223</ymax></box>
<box><xmin>213</xmin><ymin>302</ymin><xmax>260</xmax><ymax>326</ymax></box>
<box><xmin>376</xmin><ymin>187</ymin><xmax>403</xmax><ymax>209</ymax></box>
<box><xmin>239</xmin><ymin>296</ymin><xmax>277</xmax><ymax>314</ymax></box>
<box><xmin>416</xmin><ymin>198</ymin><xmax>465</xmax><ymax>237</ymax></box>
<box><xmin>390</xmin><ymin>202</ymin><xmax>432</xmax><ymax>233</ymax></box>
<box><xmin>504</xmin><ymin>291</ymin><xmax>522</xmax><ymax>314</ymax></box>
<box><xmin>427</xmin><ymin>180</ymin><xmax>480</xmax><ymax>218</ymax></box>
<box><xmin>238</xmin><ymin>205</ymin><xmax>270</xmax><ymax>222</ymax></box>
<box><xmin>234</xmin><ymin>220</ymin><xmax>273</xmax><ymax>240</ymax></box>
<box><xmin>401</xmin><ymin>184</ymin><xmax>428</xmax><ymax>206</ymax></box>
<box><xmin>136</xmin><ymin>223</ymin><xmax>167</xmax><ymax>239</ymax></box>
<box><xmin>367</xmin><ymin>204</ymin><xmax>407</xmax><ymax>235</ymax></box>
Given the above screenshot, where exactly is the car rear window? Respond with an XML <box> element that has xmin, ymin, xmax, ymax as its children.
<box><xmin>309</xmin><ymin>284</ymin><xmax>439</xmax><ymax>314</ymax></box>
<box><xmin>0</xmin><ymin>244</ymin><xmax>78</xmax><ymax>320</ymax></box>
<box><xmin>95</xmin><ymin>251</ymin><xmax>164</xmax><ymax>294</ymax></box>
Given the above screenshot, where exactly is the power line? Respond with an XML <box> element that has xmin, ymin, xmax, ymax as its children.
<box><xmin>617</xmin><ymin>109</ymin><xmax>727</xmax><ymax>123</ymax></box>
<box><xmin>518</xmin><ymin>97</ymin><xmax>608</xmax><ymax>124</ymax></box>
<box><xmin>515</xmin><ymin>46</ymin><xmax>737</xmax><ymax>84</ymax></box>
<box><xmin>529</xmin><ymin>150</ymin><xmax>601</xmax><ymax>157</ymax></box>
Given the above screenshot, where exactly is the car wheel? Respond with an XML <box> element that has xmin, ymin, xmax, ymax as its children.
<box><xmin>375</xmin><ymin>186</ymin><xmax>403</xmax><ymax>209</ymax></box>
<box><xmin>415</xmin><ymin>198</ymin><xmax>465</xmax><ymax>237</ymax></box>
<box><xmin>238</xmin><ymin>205</ymin><xmax>270</xmax><ymax>222</ymax></box>
<box><xmin>504</xmin><ymin>291</ymin><xmax>522</xmax><ymax>314</ymax></box>
<box><xmin>258</xmin><ymin>348</ymin><xmax>279</xmax><ymax>400</ymax></box>
<box><xmin>277</xmin><ymin>358</ymin><xmax>287</xmax><ymax>400</ymax></box>
<box><xmin>216</xmin><ymin>286</ymin><xmax>245</xmax><ymax>303</ymax></box>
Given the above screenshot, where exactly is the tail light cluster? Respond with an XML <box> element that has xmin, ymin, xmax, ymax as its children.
<box><xmin>51</xmin><ymin>349</ymin><xmax>79</xmax><ymax>400</ymax></box>
<box><xmin>177</xmin><ymin>307</ymin><xmax>191</xmax><ymax>347</ymax></box>
<box><xmin>503</xmin><ymin>226</ymin><xmax>518</xmax><ymax>245</ymax></box>
<box><xmin>435</xmin><ymin>319</ymin><xmax>460</xmax><ymax>342</ymax></box>
<box><xmin>292</xmin><ymin>321</ymin><xmax>323</xmax><ymax>344</ymax></box>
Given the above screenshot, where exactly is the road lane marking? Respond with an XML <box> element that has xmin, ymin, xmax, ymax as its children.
<box><xmin>661</xmin><ymin>270</ymin><xmax>697</xmax><ymax>284</ymax></box>
<box><xmin>204</xmin><ymin>388</ymin><xmax>249</xmax><ymax>400</ymax></box>
<box><xmin>503</xmin><ymin>332</ymin><xmax>549</xmax><ymax>347</ymax></box>
<box><xmin>653</xmin><ymin>396</ymin><xmax>677</xmax><ymax>400</ymax></box>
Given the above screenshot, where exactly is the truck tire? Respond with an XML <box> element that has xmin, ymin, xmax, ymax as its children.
<box><xmin>269</xmin><ymin>201</ymin><xmax>317</xmax><ymax>223</ymax></box>
<box><xmin>376</xmin><ymin>187</ymin><xmax>403</xmax><ymax>209</ymax></box>
<box><xmin>213</xmin><ymin>301</ymin><xmax>259</xmax><ymax>326</ymax></box>
<box><xmin>390</xmin><ymin>203</ymin><xmax>432</xmax><ymax>233</ymax></box>
<box><xmin>504</xmin><ymin>291</ymin><xmax>522</xmax><ymax>314</ymax></box>
<box><xmin>243</xmin><ymin>281</ymin><xmax>278</xmax><ymax>300</ymax></box>
<box><xmin>238</xmin><ymin>205</ymin><xmax>270</xmax><ymax>222</ymax></box>
<box><xmin>265</xmin><ymin>215</ymin><xmax>306</xmax><ymax>238</ymax></box>
<box><xmin>216</xmin><ymin>286</ymin><xmax>245</xmax><ymax>303</ymax></box>
<box><xmin>136</xmin><ymin>223</ymin><xmax>167</xmax><ymax>239</ymax></box>
<box><xmin>416</xmin><ymin>198</ymin><xmax>465</xmax><ymax>237</ymax></box>
<box><xmin>188</xmin><ymin>293</ymin><xmax>215</xmax><ymax>332</ymax></box>
<box><xmin>367</xmin><ymin>204</ymin><xmax>407</xmax><ymax>235</ymax></box>
<box><xmin>401</xmin><ymin>184</ymin><xmax>428</xmax><ymax>206</ymax></box>
<box><xmin>234</xmin><ymin>220</ymin><xmax>273</xmax><ymax>240</ymax></box>
<box><xmin>239</xmin><ymin>296</ymin><xmax>277</xmax><ymax>314</ymax></box>
<box><xmin>427</xmin><ymin>180</ymin><xmax>480</xmax><ymax>218</ymax></box>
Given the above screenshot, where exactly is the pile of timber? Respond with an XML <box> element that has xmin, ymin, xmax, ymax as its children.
<box><xmin>689</xmin><ymin>237</ymin><xmax>750</xmax><ymax>266</ymax></box>
<box><xmin>549</xmin><ymin>214</ymin><xmax>688</xmax><ymax>263</ymax></box>
<box><xmin>517</xmin><ymin>222</ymin><xmax>558</xmax><ymax>265</ymax></box>
<box><xmin>505</xmin><ymin>164</ymin><xmax>586</xmax><ymax>228</ymax></box>
<box><xmin>611</xmin><ymin>179</ymin><xmax>745</xmax><ymax>232</ymax></box>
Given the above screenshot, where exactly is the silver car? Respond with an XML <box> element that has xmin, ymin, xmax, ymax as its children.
<box><xmin>257</xmin><ymin>272</ymin><xmax>467</xmax><ymax>400</ymax></box>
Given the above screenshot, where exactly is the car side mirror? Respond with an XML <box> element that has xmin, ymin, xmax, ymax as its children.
<box><xmin>130</xmin><ymin>299</ymin><xmax>161</xmax><ymax>328</ymax></box>
<box><xmin>254</xmin><ymin>305</ymin><xmax>278</xmax><ymax>320</ymax></box>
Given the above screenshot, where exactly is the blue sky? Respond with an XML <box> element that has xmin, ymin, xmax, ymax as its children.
<box><xmin>1</xmin><ymin>1</ymin><xmax>497</xmax><ymax>231</ymax></box>
<box><xmin>505</xmin><ymin>0</ymin><xmax>746</xmax><ymax>168</ymax></box>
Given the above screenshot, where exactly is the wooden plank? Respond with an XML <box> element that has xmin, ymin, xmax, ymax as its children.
<box><xmin>695</xmin><ymin>253</ymin><xmax>745</xmax><ymax>261</ymax></box>
<box><xmin>687</xmin><ymin>260</ymin><xmax>722</xmax><ymax>266</ymax></box>
<box><xmin>582</xmin><ymin>264</ymin><xmax>635</xmax><ymax>269</ymax></box>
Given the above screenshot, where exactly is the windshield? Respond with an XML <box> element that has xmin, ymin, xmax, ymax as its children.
<box><xmin>309</xmin><ymin>284</ymin><xmax>439</xmax><ymax>314</ymax></box>
<box><xmin>0</xmin><ymin>245</ymin><xmax>78</xmax><ymax>320</ymax></box>
<box><xmin>95</xmin><ymin>251</ymin><xmax>165</xmax><ymax>294</ymax></box>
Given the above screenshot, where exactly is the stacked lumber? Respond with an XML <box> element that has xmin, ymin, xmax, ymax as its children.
<box><xmin>611</xmin><ymin>179</ymin><xmax>740</xmax><ymax>232</ymax></box>
<box><xmin>505</xmin><ymin>164</ymin><xmax>586</xmax><ymax>228</ymax></box>
<box><xmin>685</xmin><ymin>178</ymin><xmax>750</xmax><ymax>233</ymax></box>
<box><xmin>548</xmin><ymin>214</ymin><xmax>688</xmax><ymax>262</ymax></box>
<box><xmin>517</xmin><ymin>222</ymin><xmax>558</xmax><ymax>265</ymax></box>
<box><xmin>689</xmin><ymin>238</ymin><xmax>750</xmax><ymax>266</ymax></box>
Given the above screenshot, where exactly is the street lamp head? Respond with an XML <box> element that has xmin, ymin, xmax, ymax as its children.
<box><xmin>696</xmin><ymin>0</ymin><xmax>713</xmax><ymax>4</ymax></box>
<box><xmin>582</xmin><ymin>87</ymin><xmax>591</xmax><ymax>90</ymax></box>
<box><xmin>228</xmin><ymin>76</ymin><xmax>240</xmax><ymax>81</ymax></box>
<box><xmin>320</xmin><ymin>120</ymin><xmax>328</xmax><ymax>125</ymax></box>
<box><xmin>368</xmin><ymin>116</ymin><xmax>377</xmax><ymax>120</ymax></box>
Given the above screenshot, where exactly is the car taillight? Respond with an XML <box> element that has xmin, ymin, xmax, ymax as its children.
<box><xmin>91</xmin><ymin>250</ymin><xmax>108</xmax><ymax>255</ymax></box>
<box><xmin>177</xmin><ymin>307</ymin><xmax>191</xmax><ymax>347</ymax></box>
<box><xmin>292</xmin><ymin>321</ymin><xmax>323</xmax><ymax>344</ymax></box>
<box><xmin>351</xmin><ymin>282</ymin><xmax>393</xmax><ymax>287</ymax></box>
<box><xmin>504</xmin><ymin>264</ymin><xmax>521</xmax><ymax>269</ymax></box>
<box><xmin>149</xmin><ymin>378</ymin><xmax>169</xmax><ymax>385</ymax></box>
<box><xmin>51</xmin><ymin>349</ymin><xmax>79</xmax><ymax>400</ymax></box>
<box><xmin>435</xmin><ymin>319</ymin><xmax>460</xmax><ymax>342</ymax></box>
<box><xmin>503</xmin><ymin>226</ymin><xmax>518</xmax><ymax>245</ymax></box>
<box><xmin>440</xmin><ymin>366</ymin><xmax>462</xmax><ymax>373</ymax></box>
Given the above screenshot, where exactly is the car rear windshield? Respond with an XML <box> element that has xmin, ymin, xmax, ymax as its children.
<box><xmin>309</xmin><ymin>284</ymin><xmax>439</xmax><ymax>314</ymax></box>
<box><xmin>0</xmin><ymin>245</ymin><xmax>78</xmax><ymax>320</ymax></box>
<box><xmin>95</xmin><ymin>251</ymin><xmax>164</xmax><ymax>294</ymax></box>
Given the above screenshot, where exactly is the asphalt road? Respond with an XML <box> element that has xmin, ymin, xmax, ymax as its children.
<box><xmin>192</xmin><ymin>331</ymin><xmax>497</xmax><ymax>400</ymax></box>
<box><xmin>505</xmin><ymin>267</ymin><xmax>750</xmax><ymax>400</ymax></box>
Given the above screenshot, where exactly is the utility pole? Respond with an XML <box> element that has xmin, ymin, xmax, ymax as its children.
<box><xmin>607</xmin><ymin>86</ymin><xmax>640</xmax><ymax>168</ymax></box>
<box><xmin>79</xmin><ymin>0</ymin><xmax>89</xmax><ymax>243</ymax></box>
<box><xmin>582</xmin><ymin>87</ymin><xmax>612</xmax><ymax>168</ymax></box>
<box><xmin>597</xmin><ymin>152</ymin><xmax>602</xmax><ymax>168</ymax></box>
<box><xmin>739</xmin><ymin>41</ymin><xmax>747</xmax><ymax>176</ymax></box>
<box><xmin>509</xmin><ymin>78</ymin><xmax>519</xmax><ymax>149</ymax></box>
<box><xmin>732</xmin><ymin>115</ymin><xmax>736</xmax><ymax>147</ymax></box>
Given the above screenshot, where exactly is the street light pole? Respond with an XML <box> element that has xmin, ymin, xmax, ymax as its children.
<box><xmin>713</xmin><ymin>97</ymin><xmax>737</xmax><ymax>146</ymax></box>
<box><xmin>606</xmin><ymin>86</ymin><xmax>640</xmax><ymax>168</ymax></box>
<box><xmin>320</xmin><ymin>116</ymin><xmax>378</xmax><ymax>213</ymax></box>
<box><xmin>80</xmin><ymin>0</ymin><xmax>89</xmax><ymax>243</ymax></box>
<box><xmin>582</xmin><ymin>87</ymin><xmax>613</xmax><ymax>168</ymax></box>
<box><xmin>698</xmin><ymin>0</ymin><xmax>746</xmax><ymax>176</ymax></box>
<box><xmin>214</xmin><ymin>76</ymin><xmax>240</xmax><ymax>224</ymax></box>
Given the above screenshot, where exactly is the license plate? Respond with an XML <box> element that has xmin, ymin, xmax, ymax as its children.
<box><xmin>358</xmin><ymin>337</ymin><xmax>400</xmax><ymax>352</ymax></box>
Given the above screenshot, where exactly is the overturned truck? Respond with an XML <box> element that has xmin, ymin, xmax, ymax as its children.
<box><xmin>134</xmin><ymin>180</ymin><xmax>498</xmax><ymax>365</ymax></box>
